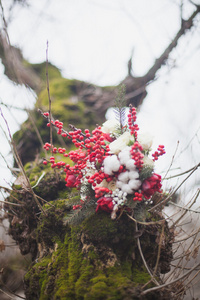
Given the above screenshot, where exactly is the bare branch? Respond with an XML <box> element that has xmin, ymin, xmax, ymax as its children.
<box><xmin>141</xmin><ymin>261</ymin><xmax>200</xmax><ymax>296</ymax></box>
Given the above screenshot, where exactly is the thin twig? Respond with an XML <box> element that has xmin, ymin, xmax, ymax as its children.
<box><xmin>163</xmin><ymin>141</ymin><xmax>179</xmax><ymax>180</ymax></box>
<box><xmin>31</xmin><ymin>171</ymin><xmax>46</xmax><ymax>189</ymax></box>
<box><xmin>153</xmin><ymin>222</ymin><xmax>165</xmax><ymax>277</ymax></box>
<box><xmin>0</xmin><ymin>108</ymin><xmax>46</xmax><ymax>215</ymax></box>
<box><xmin>165</xmin><ymin>163</ymin><xmax>200</xmax><ymax>180</ymax></box>
<box><xmin>168</xmin><ymin>200</ymin><xmax>200</xmax><ymax>214</ymax></box>
<box><xmin>0</xmin><ymin>288</ymin><xmax>15</xmax><ymax>299</ymax></box>
<box><xmin>127</xmin><ymin>213</ymin><xmax>165</xmax><ymax>225</ymax></box>
<box><xmin>149</xmin><ymin>163</ymin><xmax>200</xmax><ymax>212</ymax></box>
<box><xmin>135</xmin><ymin>223</ymin><xmax>160</xmax><ymax>286</ymax></box>
<box><xmin>28</xmin><ymin>110</ymin><xmax>46</xmax><ymax>156</ymax></box>
<box><xmin>0</xmin><ymin>199</ymin><xmax>22</xmax><ymax>207</ymax></box>
<box><xmin>141</xmin><ymin>262</ymin><xmax>200</xmax><ymax>296</ymax></box>
<box><xmin>172</xmin><ymin>189</ymin><xmax>200</xmax><ymax>227</ymax></box>
<box><xmin>46</xmin><ymin>41</ymin><xmax>53</xmax><ymax>153</ymax></box>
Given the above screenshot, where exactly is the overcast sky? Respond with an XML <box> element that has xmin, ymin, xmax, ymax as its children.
<box><xmin>0</xmin><ymin>0</ymin><xmax>200</xmax><ymax>201</ymax></box>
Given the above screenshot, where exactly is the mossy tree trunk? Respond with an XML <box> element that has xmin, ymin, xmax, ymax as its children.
<box><xmin>6</xmin><ymin>165</ymin><xmax>174</xmax><ymax>300</ymax></box>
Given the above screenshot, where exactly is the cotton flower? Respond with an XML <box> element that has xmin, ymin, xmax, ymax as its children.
<box><xmin>116</xmin><ymin>180</ymin><xmax>123</xmax><ymax>189</ymax></box>
<box><xmin>121</xmin><ymin>183</ymin><xmax>133</xmax><ymax>194</ymax></box>
<box><xmin>101</xmin><ymin>119</ymin><xmax>120</xmax><ymax>134</ymax></box>
<box><xmin>118</xmin><ymin>171</ymin><xmax>129</xmax><ymax>183</ymax></box>
<box><xmin>129</xmin><ymin>179</ymin><xmax>141</xmax><ymax>190</ymax></box>
<box><xmin>103</xmin><ymin>155</ymin><xmax>120</xmax><ymax>175</ymax></box>
<box><xmin>125</xmin><ymin>159</ymin><xmax>136</xmax><ymax>171</ymax></box>
<box><xmin>138</xmin><ymin>132</ymin><xmax>153</xmax><ymax>151</ymax></box>
<box><xmin>118</xmin><ymin>146</ymin><xmax>131</xmax><ymax>165</ymax></box>
<box><xmin>109</xmin><ymin>132</ymin><xmax>134</xmax><ymax>154</ymax></box>
<box><xmin>128</xmin><ymin>170</ymin><xmax>139</xmax><ymax>180</ymax></box>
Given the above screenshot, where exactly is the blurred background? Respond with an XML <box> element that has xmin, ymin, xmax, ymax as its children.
<box><xmin>0</xmin><ymin>0</ymin><xmax>200</xmax><ymax>299</ymax></box>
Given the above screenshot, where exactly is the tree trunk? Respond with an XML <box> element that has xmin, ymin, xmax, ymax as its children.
<box><xmin>6</xmin><ymin>166</ymin><xmax>175</xmax><ymax>300</ymax></box>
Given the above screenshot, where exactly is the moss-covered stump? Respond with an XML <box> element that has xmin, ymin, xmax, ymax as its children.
<box><xmin>5</xmin><ymin>159</ymin><xmax>175</xmax><ymax>299</ymax></box>
<box><xmin>23</xmin><ymin>203</ymin><xmax>174</xmax><ymax>300</ymax></box>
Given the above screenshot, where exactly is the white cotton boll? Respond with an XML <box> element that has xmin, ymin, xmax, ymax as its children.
<box><xmin>118</xmin><ymin>171</ymin><xmax>129</xmax><ymax>183</ymax></box>
<box><xmin>125</xmin><ymin>159</ymin><xmax>136</xmax><ymax>171</ymax></box>
<box><xmin>129</xmin><ymin>179</ymin><xmax>141</xmax><ymax>190</ymax></box>
<box><xmin>103</xmin><ymin>164</ymin><xmax>113</xmax><ymax>175</ymax></box>
<box><xmin>129</xmin><ymin>170</ymin><xmax>139</xmax><ymax>180</ymax></box>
<box><xmin>111</xmin><ymin>156</ymin><xmax>121</xmax><ymax>172</ymax></box>
<box><xmin>116</xmin><ymin>180</ymin><xmax>123</xmax><ymax>189</ymax></box>
<box><xmin>121</xmin><ymin>184</ymin><xmax>133</xmax><ymax>194</ymax></box>
<box><xmin>103</xmin><ymin>155</ymin><xmax>120</xmax><ymax>175</ymax></box>
<box><xmin>118</xmin><ymin>147</ymin><xmax>131</xmax><ymax>165</ymax></box>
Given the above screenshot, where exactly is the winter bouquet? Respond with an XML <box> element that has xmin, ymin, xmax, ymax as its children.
<box><xmin>42</xmin><ymin>97</ymin><xmax>165</xmax><ymax>219</ymax></box>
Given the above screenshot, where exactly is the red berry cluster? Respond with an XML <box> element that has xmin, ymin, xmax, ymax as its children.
<box><xmin>130</xmin><ymin>142</ymin><xmax>144</xmax><ymax>170</ymax></box>
<box><xmin>94</xmin><ymin>186</ymin><xmax>112</xmax><ymax>198</ymax></box>
<box><xmin>128</xmin><ymin>105</ymin><xmax>139</xmax><ymax>139</ymax></box>
<box><xmin>133</xmin><ymin>192</ymin><xmax>143</xmax><ymax>201</ymax></box>
<box><xmin>87</xmin><ymin>171</ymin><xmax>105</xmax><ymax>187</ymax></box>
<box><xmin>89</xmin><ymin>128</ymin><xmax>106</xmax><ymax>164</ymax></box>
<box><xmin>52</xmin><ymin>120</ymin><xmax>64</xmax><ymax>135</ymax></box>
<box><xmin>43</xmin><ymin>142</ymin><xmax>51</xmax><ymax>151</ymax></box>
<box><xmin>73</xmin><ymin>204</ymin><xmax>82</xmax><ymax>210</ymax></box>
<box><xmin>152</xmin><ymin>145</ymin><xmax>166</xmax><ymax>161</ymax></box>
<box><xmin>41</xmin><ymin>113</ymin><xmax>112</xmax><ymax>190</ymax></box>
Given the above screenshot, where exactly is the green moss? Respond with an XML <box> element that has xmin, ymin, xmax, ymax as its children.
<box><xmin>22</xmin><ymin>61</ymin><xmax>62</xmax><ymax>83</ymax></box>
<box><xmin>13</xmin><ymin>75</ymin><xmax>96</xmax><ymax>165</ymax></box>
<box><xmin>132</xmin><ymin>269</ymin><xmax>151</xmax><ymax>285</ymax></box>
<box><xmin>24</xmin><ymin>256</ymin><xmax>52</xmax><ymax>300</ymax></box>
<box><xmin>81</xmin><ymin>212</ymin><xmax>118</xmax><ymax>244</ymax></box>
<box><xmin>24</xmin><ymin>207</ymin><xmax>173</xmax><ymax>300</ymax></box>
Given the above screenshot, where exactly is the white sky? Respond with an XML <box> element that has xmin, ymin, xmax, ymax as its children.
<box><xmin>0</xmin><ymin>0</ymin><xmax>200</xmax><ymax>203</ymax></box>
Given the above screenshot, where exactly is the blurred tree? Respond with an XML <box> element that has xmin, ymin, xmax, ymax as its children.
<box><xmin>0</xmin><ymin>1</ymin><xmax>200</xmax><ymax>118</ymax></box>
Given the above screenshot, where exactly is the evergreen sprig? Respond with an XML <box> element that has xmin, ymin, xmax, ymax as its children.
<box><xmin>114</xmin><ymin>84</ymin><xmax>127</xmax><ymax>133</ymax></box>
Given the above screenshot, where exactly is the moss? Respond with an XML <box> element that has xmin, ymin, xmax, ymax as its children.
<box><xmin>13</xmin><ymin>76</ymin><xmax>96</xmax><ymax>165</ymax></box>
<box><xmin>25</xmin><ymin>210</ymin><xmax>166</xmax><ymax>300</ymax></box>
<box><xmin>132</xmin><ymin>269</ymin><xmax>151</xmax><ymax>285</ymax></box>
<box><xmin>32</xmin><ymin>62</ymin><xmax>62</xmax><ymax>82</ymax></box>
<box><xmin>24</xmin><ymin>256</ymin><xmax>52</xmax><ymax>300</ymax></box>
<box><xmin>81</xmin><ymin>212</ymin><xmax>118</xmax><ymax>244</ymax></box>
